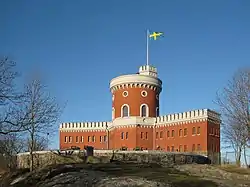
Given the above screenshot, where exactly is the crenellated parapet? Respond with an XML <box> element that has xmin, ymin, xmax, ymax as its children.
<box><xmin>110</xmin><ymin>80</ymin><xmax>162</xmax><ymax>93</ymax></box>
<box><xmin>156</xmin><ymin>109</ymin><xmax>221</xmax><ymax>125</ymax></box>
<box><xmin>59</xmin><ymin>121</ymin><xmax>112</xmax><ymax>132</ymax></box>
<box><xmin>110</xmin><ymin>74</ymin><xmax>162</xmax><ymax>94</ymax></box>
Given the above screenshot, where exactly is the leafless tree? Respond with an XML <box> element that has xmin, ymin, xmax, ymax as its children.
<box><xmin>20</xmin><ymin>78</ymin><xmax>61</xmax><ymax>171</ymax></box>
<box><xmin>215</xmin><ymin>68</ymin><xmax>250</xmax><ymax>166</ymax></box>
<box><xmin>0</xmin><ymin>133</ymin><xmax>26</xmax><ymax>169</ymax></box>
<box><xmin>0</xmin><ymin>57</ymin><xmax>27</xmax><ymax>135</ymax></box>
<box><xmin>26</xmin><ymin>135</ymin><xmax>48</xmax><ymax>152</ymax></box>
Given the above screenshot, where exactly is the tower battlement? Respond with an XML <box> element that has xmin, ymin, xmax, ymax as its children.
<box><xmin>60</xmin><ymin>121</ymin><xmax>112</xmax><ymax>130</ymax></box>
<box><xmin>139</xmin><ymin>65</ymin><xmax>158</xmax><ymax>77</ymax></box>
<box><xmin>156</xmin><ymin>109</ymin><xmax>221</xmax><ymax>124</ymax></box>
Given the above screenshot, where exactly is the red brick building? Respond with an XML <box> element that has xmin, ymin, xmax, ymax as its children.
<box><xmin>59</xmin><ymin>65</ymin><xmax>221</xmax><ymax>162</ymax></box>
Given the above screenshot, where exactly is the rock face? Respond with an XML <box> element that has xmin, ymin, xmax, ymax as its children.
<box><xmin>1</xmin><ymin>162</ymin><xmax>250</xmax><ymax>187</ymax></box>
<box><xmin>2</xmin><ymin>164</ymin><xmax>169</xmax><ymax>187</ymax></box>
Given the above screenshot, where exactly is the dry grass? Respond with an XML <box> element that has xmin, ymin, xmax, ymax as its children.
<box><xmin>86</xmin><ymin>163</ymin><xmax>219</xmax><ymax>187</ymax></box>
<box><xmin>219</xmin><ymin>165</ymin><xmax>250</xmax><ymax>175</ymax></box>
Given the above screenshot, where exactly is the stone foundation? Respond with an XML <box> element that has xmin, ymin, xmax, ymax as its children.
<box><xmin>16</xmin><ymin>150</ymin><xmax>217</xmax><ymax>169</ymax></box>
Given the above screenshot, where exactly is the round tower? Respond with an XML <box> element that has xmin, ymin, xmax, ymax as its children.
<box><xmin>110</xmin><ymin>65</ymin><xmax>162</xmax><ymax>121</ymax></box>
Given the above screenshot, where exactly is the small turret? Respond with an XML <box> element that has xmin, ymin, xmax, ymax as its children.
<box><xmin>139</xmin><ymin>65</ymin><xmax>158</xmax><ymax>77</ymax></box>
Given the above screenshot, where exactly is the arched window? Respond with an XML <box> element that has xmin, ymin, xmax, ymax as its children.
<box><xmin>156</xmin><ymin>107</ymin><xmax>159</xmax><ymax>117</ymax></box>
<box><xmin>140</xmin><ymin>104</ymin><xmax>149</xmax><ymax>117</ymax></box>
<box><xmin>112</xmin><ymin>108</ymin><xmax>115</xmax><ymax>120</ymax></box>
<box><xmin>121</xmin><ymin>104</ymin><xmax>129</xmax><ymax>117</ymax></box>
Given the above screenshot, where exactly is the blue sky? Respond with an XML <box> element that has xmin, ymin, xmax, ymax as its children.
<box><xmin>1</xmin><ymin>0</ymin><xmax>250</xmax><ymax>150</ymax></box>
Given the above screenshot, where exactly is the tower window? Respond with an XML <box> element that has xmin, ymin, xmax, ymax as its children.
<box><xmin>112</xmin><ymin>107</ymin><xmax>115</xmax><ymax>120</ymax></box>
<box><xmin>140</xmin><ymin>104</ymin><xmax>149</xmax><ymax>117</ymax></box>
<box><xmin>141</xmin><ymin>90</ymin><xmax>147</xmax><ymax>97</ymax></box>
<box><xmin>122</xmin><ymin>91</ymin><xmax>128</xmax><ymax>97</ymax></box>
<box><xmin>156</xmin><ymin>107</ymin><xmax>159</xmax><ymax>117</ymax></box>
<box><xmin>121</xmin><ymin>104</ymin><xmax>129</xmax><ymax>117</ymax></box>
<box><xmin>156</xmin><ymin>94</ymin><xmax>159</xmax><ymax>100</ymax></box>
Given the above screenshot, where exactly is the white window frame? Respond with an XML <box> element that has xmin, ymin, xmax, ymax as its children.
<box><xmin>140</xmin><ymin>104</ymin><xmax>149</xmax><ymax>117</ymax></box>
<box><xmin>122</xmin><ymin>91</ymin><xmax>128</xmax><ymax>97</ymax></box>
<box><xmin>121</xmin><ymin>104</ymin><xmax>130</xmax><ymax>117</ymax></box>
<box><xmin>156</xmin><ymin>107</ymin><xmax>159</xmax><ymax>117</ymax></box>
<box><xmin>141</xmin><ymin>90</ymin><xmax>148</xmax><ymax>97</ymax></box>
<box><xmin>112</xmin><ymin>107</ymin><xmax>115</xmax><ymax>120</ymax></box>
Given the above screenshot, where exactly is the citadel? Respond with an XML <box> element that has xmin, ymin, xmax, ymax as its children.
<box><xmin>59</xmin><ymin>64</ymin><xmax>221</xmax><ymax>161</ymax></box>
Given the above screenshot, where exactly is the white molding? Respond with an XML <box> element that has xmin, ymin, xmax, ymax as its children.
<box><xmin>59</xmin><ymin>109</ymin><xmax>221</xmax><ymax>132</ymax></box>
<box><xmin>140</xmin><ymin>104</ymin><xmax>149</xmax><ymax>117</ymax></box>
<box><xmin>110</xmin><ymin>74</ymin><xmax>162</xmax><ymax>93</ymax></box>
<box><xmin>113</xmin><ymin>116</ymin><xmax>156</xmax><ymax>126</ymax></box>
<box><xmin>121</xmin><ymin>104</ymin><xmax>130</xmax><ymax>117</ymax></box>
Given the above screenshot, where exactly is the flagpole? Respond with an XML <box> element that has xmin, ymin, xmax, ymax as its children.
<box><xmin>146</xmin><ymin>29</ymin><xmax>149</xmax><ymax>66</ymax></box>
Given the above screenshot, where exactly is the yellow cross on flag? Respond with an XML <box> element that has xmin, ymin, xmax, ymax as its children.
<box><xmin>149</xmin><ymin>32</ymin><xmax>164</xmax><ymax>40</ymax></box>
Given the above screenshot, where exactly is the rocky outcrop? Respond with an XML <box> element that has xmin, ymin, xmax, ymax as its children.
<box><xmin>1</xmin><ymin>162</ymin><xmax>250</xmax><ymax>187</ymax></box>
<box><xmin>2</xmin><ymin>164</ymin><xmax>169</xmax><ymax>187</ymax></box>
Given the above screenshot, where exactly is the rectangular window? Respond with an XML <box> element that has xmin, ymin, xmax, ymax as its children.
<box><xmin>81</xmin><ymin>136</ymin><xmax>84</xmax><ymax>143</ymax></box>
<box><xmin>100</xmin><ymin>136</ymin><xmax>102</xmax><ymax>142</ymax></box>
<box><xmin>184</xmin><ymin>128</ymin><xmax>187</xmax><ymax>136</ymax></box>
<box><xmin>192</xmin><ymin>144</ymin><xmax>195</xmax><ymax>151</ymax></box>
<box><xmin>179</xmin><ymin>129</ymin><xmax>182</xmax><ymax>137</ymax></box>
<box><xmin>171</xmin><ymin>130</ymin><xmax>175</xmax><ymax>137</ymax></box>
<box><xmin>184</xmin><ymin>145</ymin><xmax>187</xmax><ymax>152</ymax></box>
<box><xmin>171</xmin><ymin>146</ymin><xmax>174</xmax><ymax>152</ymax></box>
<box><xmin>197</xmin><ymin>127</ymin><xmax>200</xmax><ymax>135</ymax></box>
<box><xmin>167</xmin><ymin>131</ymin><xmax>170</xmax><ymax>137</ymax></box>
<box><xmin>141</xmin><ymin>132</ymin><xmax>143</xmax><ymax>139</ymax></box>
<box><xmin>146</xmin><ymin>132</ymin><xmax>148</xmax><ymax>139</ymax></box>
<box><xmin>192</xmin><ymin>127</ymin><xmax>196</xmax><ymax>135</ymax></box>
<box><xmin>160</xmin><ymin>131</ymin><xmax>163</xmax><ymax>138</ymax></box>
<box><xmin>179</xmin><ymin>145</ymin><xmax>183</xmax><ymax>152</ymax></box>
<box><xmin>197</xmin><ymin>144</ymin><xmax>201</xmax><ymax>151</ymax></box>
<box><xmin>69</xmin><ymin>136</ymin><xmax>72</xmax><ymax>143</ymax></box>
<box><xmin>104</xmin><ymin>135</ymin><xmax>107</xmax><ymax>142</ymax></box>
<box><xmin>76</xmin><ymin>136</ymin><xmax>79</xmax><ymax>143</ymax></box>
<box><xmin>167</xmin><ymin>146</ymin><xmax>170</xmax><ymax>151</ymax></box>
<box><xmin>121</xmin><ymin>132</ymin><xmax>124</xmax><ymax>139</ymax></box>
<box><xmin>92</xmin><ymin>136</ymin><xmax>95</xmax><ymax>142</ymax></box>
<box><xmin>64</xmin><ymin>136</ymin><xmax>67</xmax><ymax>143</ymax></box>
<box><xmin>126</xmin><ymin>132</ymin><xmax>128</xmax><ymax>139</ymax></box>
<box><xmin>88</xmin><ymin>136</ymin><xmax>91</xmax><ymax>142</ymax></box>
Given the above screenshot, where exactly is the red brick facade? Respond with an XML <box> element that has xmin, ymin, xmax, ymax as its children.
<box><xmin>59</xmin><ymin>65</ymin><xmax>220</xmax><ymax>160</ymax></box>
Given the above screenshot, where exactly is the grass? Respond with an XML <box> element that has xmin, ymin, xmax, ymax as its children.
<box><xmin>219</xmin><ymin>165</ymin><xmax>250</xmax><ymax>175</ymax></box>
<box><xmin>86</xmin><ymin>162</ymin><xmax>219</xmax><ymax>187</ymax></box>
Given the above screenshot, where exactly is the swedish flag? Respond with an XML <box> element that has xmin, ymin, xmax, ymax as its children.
<box><xmin>149</xmin><ymin>32</ymin><xmax>164</xmax><ymax>40</ymax></box>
